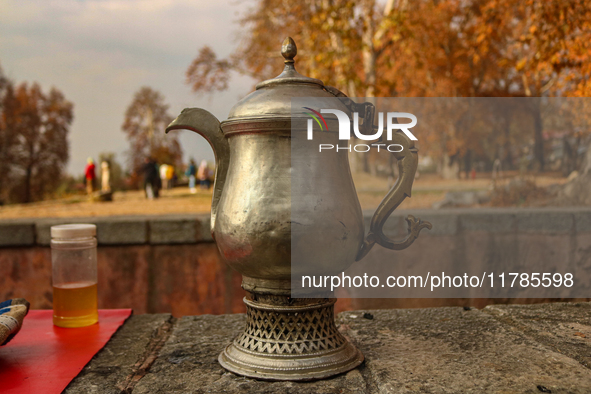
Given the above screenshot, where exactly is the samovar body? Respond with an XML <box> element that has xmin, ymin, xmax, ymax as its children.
<box><xmin>216</xmin><ymin>121</ymin><xmax>366</xmax><ymax>291</ymax></box>
<box><xmin>167</xmin><ymin>37</ymin><xmax>430</xmax><ymax>380</ymax></box>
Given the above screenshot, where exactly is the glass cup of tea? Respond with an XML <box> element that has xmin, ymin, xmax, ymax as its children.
<box><xmin>51</xmin><ymin>224</ymin><xmax>98</xmax><ymax>328</ymax></box>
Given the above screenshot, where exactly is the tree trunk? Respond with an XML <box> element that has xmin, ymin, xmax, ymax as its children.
<box><xmin>323</xmin><ymin>0</ymin><xmax>348</xmax><ymax>94</ymax></box>
<box><xmin>558</xmin><ymin>137</ymin><xmax>591</xmax><ymax>205</ymax></box>
<box><xmin>440</xmin><ymin>155</ymin><xmax>460</xmax><ymax>179</ymax></box>
<box><xmin>0</xmin><ymin>130</ymin><xmax>9</xmax><ymax>202</ymax></box>
<box><xmin>24</xmin><ymin>165</ymin><xmax>32</xmax><ymax>203</ymax></box>
<box><xmin>464</xmin><ymin>149</ymin><xmax>473</xmax><ymax>178</ymax></box>
<box><xmin>532</xmin><ymin>101</ymin><xmax>544</xmax><ymax>171</ymax></box>
<box><xmin>579</xmin><ymin>138</ymin><xmax>591</xmax><ymax>176</ymax></box>
<box><xmin>562</xmin><ymin>136</ymin><xmax>575</xmax><ymax>177</ymax></box>
<box><xmin>503</xmin><ymin>112</ymin><xmax>514</xmax><ymax>170</ymax></box>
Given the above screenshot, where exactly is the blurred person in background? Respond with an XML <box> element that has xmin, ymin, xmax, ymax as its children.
<box><xmin>101</xmin><ymin>160</ymin><xmax>111</xmax><ymax>192</ymax></box>
<box><xmin>186</xmin><ymin>159</ymin><xmax>197</xmax><ymax>194</ymax></box>
<box><xmin>198</xmin><ymin>160</ymin><xmax>211</xmax><ymax>190</ymax></box>
<box><xmin>142</xmin><ymin>157</ymin><xmax>160</xmax><ymax>199</ymax></box>
<box><xmin>85</xmin><ymin>157</ymin><xmax>96</xmax><ymax>195</ymax></box>
<box><xmin>160</xmin><ymin>163</ymin><xmax>170</xmax><ymax>190</ymax></box>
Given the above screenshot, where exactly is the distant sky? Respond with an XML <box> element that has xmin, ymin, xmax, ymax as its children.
<box><xmin>0</xmin><ymin>0</ymin><xmax>257</xmax><ymax>176</ymax></box>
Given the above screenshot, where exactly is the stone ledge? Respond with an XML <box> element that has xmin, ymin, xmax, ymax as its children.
<box><xmin>459</xmin><ymin>211</ymin><xmax>515</xmax><ymax>233</ymax></box>
<box><xmin>0</xmin><ymin>221</ymin><xmax>35</xmax><ymax>246</ymax></box>
<box><xmin>370</xmin><ymin>207</ymin><xmax>591</xmax><ymax>237</ymax></box>
<box><xmin>577</xmin><ymin>211</ymin><xmax>591</xmax><ymax>233</ymax></box>
<box><xmin>2</xmin><ymin>208</ymin><xmax>591</xmax><ymax>246</ymax></box>
<box><xmin>69</xmin><ymin>302</ymin><xmax>591</xmax><ymax>393</ymax></box>
<box><xmin>149</xmin><ymin>219</ymin><xmax>197</xmax><ymax>244</ymax></box>
<box><xmin>516</xmin><ymin>211</ymin><xmax>575</xmax><ymax>234</ymax></box>
<box><xmin>97</xmin><ymin>219</ymin><xmax>148</xmax><ymax>245</ymax></box>
<box><xmin>0</xmin><ymin>214</ymin><xmax>213</xmax><ymax>246</ymax></box>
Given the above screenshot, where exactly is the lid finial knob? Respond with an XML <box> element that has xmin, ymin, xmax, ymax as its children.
<box><xmin>281</xmin><ymin>37</ymin><xmax>297</xmax><ymax>64</ymax></box>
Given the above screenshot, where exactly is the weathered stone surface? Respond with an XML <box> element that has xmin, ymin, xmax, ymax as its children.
<box><xmin>96</xmin><ymin>218</ymin><xmax>148</xmax><ymax>245</ymax></box>
<box><xmin>36</xmin><ymin>218</ymin><xmax>73</xmax><ymax>246</ymax></box>
<box><xmin>195</xmin><ymin>214</ymin><xmax>213</xmax><ymax>242</ymax></box>
<box><xmin>71</xmin><ymin>303</ymin><xmax>591</xmax><ymax>393</ymax></box>
<box><xmin>344</xmin><ymin>307</ymin><xmax>591</xmax><ymax>393</ymax></box>
<box><xmin>0</xmin><ymin>247</ymin><xmax>53</xmax><ymax>309</ymax></box>
<box><xmin>0</xmin><ymin>221</ymin><xmax>35</xmax><ymax>246</ymax></box>
<box><xmin>577</xmin><ymin>211</ymin><xmax>591</xmax><ymax>233</ymax></box>
<box><xmin>131</xmin><ymin>314</ymin><xmax>368</xmax><ymax>394</ymax></box>
<box><xmin>147</xmin><ymin>244</ymin><xmax>244</xmax><ymax>316</ymax></box>
<box><xmin>65</xmin><ymin>314</ymin><xmax>173</xmax><ymax>394</ymax></box>
<box><xmin>575</xmin><ymin>233</ymin><xmax>591</xmax><ymax>294</ymax></box>
<box><xmin>484</xmin><ymin>302</ymin><xmax>591</xmax><ymax>370</ymax></box>
<box><xmin>516</xmin><ymin>210</ymin><xmax>574</xmax><ymax>234</ymax></box>
<box><xmin>514</xmin><ymin>234</ymin><xmax>575</xmax><ymax>298</ymax></box>
<box><xmin>149</xmin><ymin>218</ymin><xmax>197</xmax><ymax>244</ymax></box>
<box><xmin>460</xmin><ymin>211</ymin><xmax>515</xmax><ymax>233</ymax></box>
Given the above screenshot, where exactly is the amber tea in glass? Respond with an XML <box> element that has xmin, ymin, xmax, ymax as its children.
<box><xmin>52</xmin><ymin>282</ymin><xmax>98</xmax><ymax>327</ymax></box>
<box><xmin>51</xmin><ymin>224</ymin><xmax>98</xmax><ymax>328</ymax></box>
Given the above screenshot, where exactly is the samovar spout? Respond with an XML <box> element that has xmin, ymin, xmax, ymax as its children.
<box><xmin>166</xmin><ymin>108</ymin><xmax>230</xmax><ymax>238</ymax></box>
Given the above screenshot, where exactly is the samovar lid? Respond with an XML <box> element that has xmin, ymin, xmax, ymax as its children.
<box><xmin>222</xmin><ymin>37</ymin><xmax>345</xmax><ymax>131</ymax></box>
<box><xmin>254</xmin><ymin>37</ymin><xmax>324</xmax><ymax>89</ymax></box>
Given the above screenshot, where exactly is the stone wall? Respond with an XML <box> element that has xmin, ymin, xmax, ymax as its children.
<box><xmin>0</xmin><ymin>214</ymin><xmax>245</xmax><ymax>315</ymax></box>
<box><xmin>1</xmin><ymin>208</ymin><xmax>590</xmax><ymax>315</ymax></box>
<box><xmin>348</xmin><ymin>207</ymin><xmax>591</xmax><ymax>308</ymax></box>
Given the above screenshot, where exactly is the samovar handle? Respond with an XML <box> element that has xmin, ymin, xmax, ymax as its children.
<box><xmin>325</xmin><ymin>87</ymin><xmax>432</xmax><ymax>260</ymax></box>
<box><xmin>166</xmin><ymin>108</ymin><xmax>230</xmax><ymax>239</ymax></box>
<box><xmin>355</xmin><ymin>120</ymin><xmax>432</xmax><ymax>260</ymax></box>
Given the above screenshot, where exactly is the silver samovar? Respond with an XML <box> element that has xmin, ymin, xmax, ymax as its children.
<box><xmin>166</xmin><ymin>37</ymin><xmax>431</xmax><ymax>381</ymax></box>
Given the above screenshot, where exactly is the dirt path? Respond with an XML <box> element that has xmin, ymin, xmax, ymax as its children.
<box><xmin>0</xmin><ymin>188</ymin><xmax>214</xmax><ymax>219</ymax></box>
<box><xmin>0</xmin><ymin>172</ymin><xmax>568</xmax><ymax>219</ymax></box>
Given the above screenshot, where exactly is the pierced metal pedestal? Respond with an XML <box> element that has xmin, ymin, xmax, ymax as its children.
<box><xmin>219</xmin><ymin>293</ymin><xmax>364</xmax><ymax>381</ymax></box>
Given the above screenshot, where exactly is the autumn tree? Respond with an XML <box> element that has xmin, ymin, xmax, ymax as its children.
<box><xmin>185</xmin><ymin>0</ymin><xmax>591</xmax><ymax>176</ymax></box>
<box><xmin>369</xmin><ymin>0</ymin><xmax>591</xmax><ymax>173</ymax></box>
<box><xmin>184</xmin><ymin>0</ymin><xmax>489</xmax><ymax>177</ymax></box>
<box><xmin>491</xmin><ymin>0</ymin><xmax>591</xmax><ymax>170</ymax></box>
<box><xmin>122</xmin><ymin>87</ymin><xmax>182</xmax><ymax>186</ymax></box>
<box><xmin>0</xmin><ymin>79</ymin><xmax>73</xmax><ymax>203</ymax></box>
<box><xmin>186</xmin><ymin>0</ymin><xmax>396</xmax><ymax>97</ymax></box>
<box><xmin>185</xmin><ymin>0</ymin><xmax>418</xmax><ymax>174</ymax></box>
<box><xmin>0</xmin><ymin>64</ymin><xmax>13</xmax><ymax>202</ymax></box>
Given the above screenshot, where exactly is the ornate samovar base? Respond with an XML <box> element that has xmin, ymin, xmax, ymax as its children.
<box><xmin>219</xmin><ymin>292</ymin><xmax>364</xmax><ymax>381</ymax></box>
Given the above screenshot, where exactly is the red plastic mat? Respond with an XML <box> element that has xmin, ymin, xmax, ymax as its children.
<box><xmin>0</xmin><ymin>309</ymin><xmax>132</xmax><ymax>394</ymax></box>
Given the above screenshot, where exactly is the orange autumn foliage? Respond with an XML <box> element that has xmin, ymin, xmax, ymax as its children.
<box><xmin>186</xmin><ymin>0</ymin><xmax>591</xmax><ymax>170</ymax></box>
